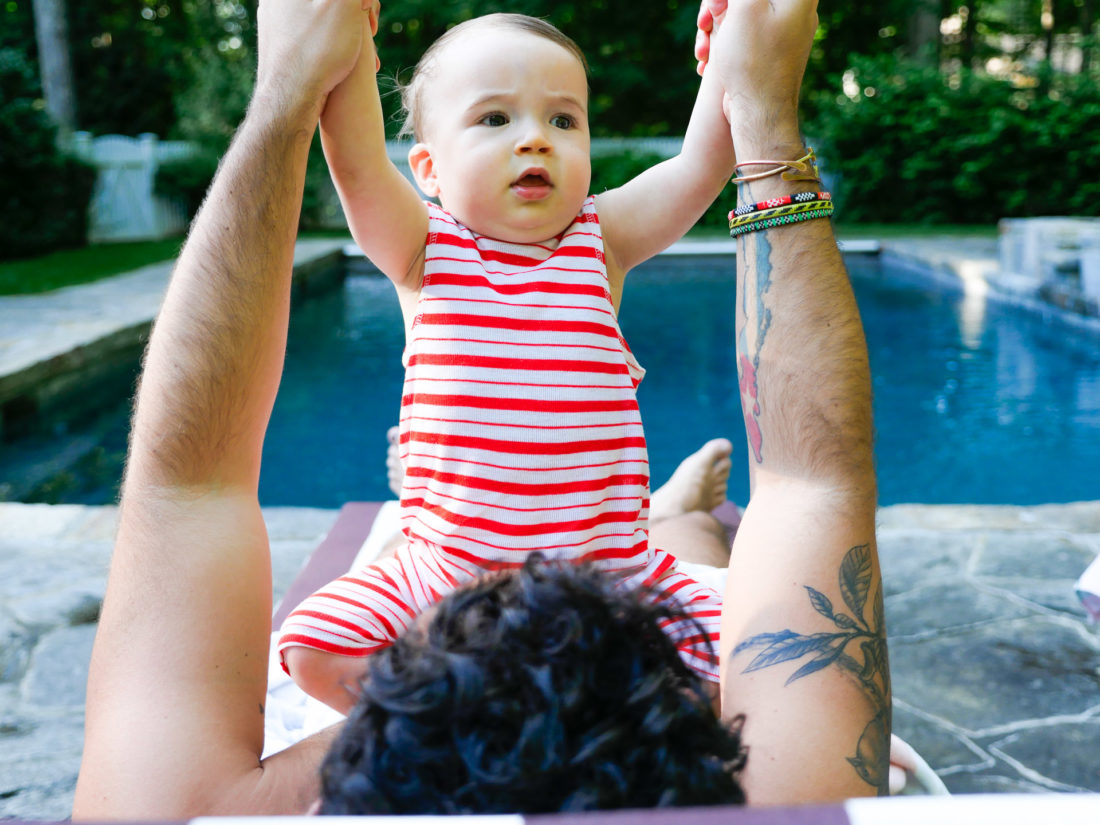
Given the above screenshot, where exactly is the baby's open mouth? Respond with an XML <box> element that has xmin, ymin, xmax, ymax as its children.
<box><xmin>514</xmin><ymin>170</ymin><xmax>551</xmax><ymax>187</ymax></box>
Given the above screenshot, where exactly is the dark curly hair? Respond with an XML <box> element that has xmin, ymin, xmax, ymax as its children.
<box><xmin>319</xmin><ymin>556</ymin><xmax>747</xmax><ymax>813</ymax></box>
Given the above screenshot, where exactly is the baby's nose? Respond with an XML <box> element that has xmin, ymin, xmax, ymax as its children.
<box><xmin>516</xmin><ymin>126</ymin><xmax>552</xmax><ymax>154</ymax></box>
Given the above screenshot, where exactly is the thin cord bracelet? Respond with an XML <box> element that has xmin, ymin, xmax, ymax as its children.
<box><xmin>733</xmin><ymin>147</ymin><xmax>821</xmax><ymax>185</ymax></box>
<box><xmin>730</xmin><ymin>191</ymin><xmax>831</xmax><ymax>219</ymax></box>
<box><xmin>729</xmin><ymin>205</ymin><xmax>835</xmax><ymax>238</ymax></box>
<box><xmin>728</xmin><ymin>199</ymin><xmax>832</xmax><ymax>231</ymax></box>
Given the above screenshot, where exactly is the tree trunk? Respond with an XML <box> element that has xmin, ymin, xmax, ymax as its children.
<box><xmin>962</xmin><ymin>0</ymin><xmax>980</xmax><ymax>68</ymax></box>
<box><xmin>31</xmin><ymin>0</ymin><xmax>77</xmax><ymax>135</ymax></box>
<box><xmin>907</xmin><ymin>0</ymin><xmax>942</xmax><ymax>65</ymax></box>
<box><xmin>1042</xmin><ymin>0</ymin><xmax>1055</xmax><ymax>69</ymax></box>
<box><xmin>1082</xmin><ymin>0</ymin><xmax>1095</xmax><ymax>73</ymax></box>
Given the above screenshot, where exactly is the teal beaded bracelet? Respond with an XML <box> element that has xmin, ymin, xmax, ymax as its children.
<box><xmin>728</xmin><ymin>203</ymin><xmax>835</xmax><ymax>238</ymax></box>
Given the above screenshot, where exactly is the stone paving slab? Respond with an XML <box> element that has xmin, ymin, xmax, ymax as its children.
<box><xmin>0</xmin><ymin>502</ymin><xmax>338</xmax><ymax>820</ymax></box>
<box><xmin>879</xmin><ymin>502</ymin><xmax>1100</xmax><ymax>795</ymax></box>
<box><xmin>0</xmin><ymin>262</ymin><xmax>174</xmax><ymax>384</ymax></box>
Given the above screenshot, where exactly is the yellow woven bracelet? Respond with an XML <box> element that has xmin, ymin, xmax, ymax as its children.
<box><xmin>728</xmin><ymin>199</ymin><xmax>833</xmax><ymax>231</ymax></box>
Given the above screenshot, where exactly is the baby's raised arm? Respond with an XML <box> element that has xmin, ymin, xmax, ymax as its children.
<box><xmin>593</xmin><ymin>54</ymin><xmax>736</xmax><ymax>291</ymax></box>
<box><xmin>321</xmin><ymin>3</ymin><xmax>427</xmax><ymax>289</ymax></box>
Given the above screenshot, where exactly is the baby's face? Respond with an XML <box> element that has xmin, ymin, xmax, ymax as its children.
<box><xmin>411</xmin><ymin>26</ymin><xmax>591</xmax><ymax>243</ymax></box>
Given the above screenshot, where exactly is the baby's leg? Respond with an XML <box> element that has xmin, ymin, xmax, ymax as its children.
<box><xmin>386</xmin><ymin>424</ymin><xmax>402</xmax><ymax>498</ymax></box>
<box><xmin>279</xmin><ymin>548</ymin><xmax>453</xmax><ymax>714</ymax></box>
<box><xmin>651</xmin><ymin>510</ymin><xmax>732</xmax><ymax>568</ymax></box>
<box><xmin>282</xmin><ymin>646</ymin><xmax>369</xmax><ymax>715</ymax></box>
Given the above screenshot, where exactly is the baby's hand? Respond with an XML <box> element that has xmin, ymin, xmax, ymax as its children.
<box><xmin>322</xmin><ymin>0</ymin><xmax>381</xmax><ymax>121</ymax></box>
<box><xmin>359</xmin><ymin>0</ymin><xmax>381</xmax><ymax>73</ymax></box>
<box><xmin>694</xmin><ymin>0</ymin><xmax>727</xmax><ymax>76</ymax></box>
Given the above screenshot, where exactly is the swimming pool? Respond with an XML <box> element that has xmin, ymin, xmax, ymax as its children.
<box><xmin>6</xmin><ymin>253</ymin><xmax>1098</xmax><ymax>506</ymax></box>
<box><xmin>258</xmin><ymin>254</ymin><xmax>1100</xmax><ymax>508</ymax></box>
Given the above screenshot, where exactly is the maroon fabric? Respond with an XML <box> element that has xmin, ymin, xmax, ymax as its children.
<box><xmin>712</xmin><ymin>499</ymin><xmax>742</xmax><ymax>542</ymax></box>
<box><xmin>272</xmin><ymin>501</ymin><xmax>383</xmax><ymax>626</ymax></box>
<box><xmin>529</xmin><ymin>804</ymin><xmax>849</xmax><ymax>825</ymax></box>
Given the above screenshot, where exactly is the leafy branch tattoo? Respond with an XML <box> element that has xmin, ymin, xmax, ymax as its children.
<box><xmin>735</xmin><ymin>181</ymin><xmax>773</xmax><ymax>464</ymax></box>
<box><xmin>731</xmin><ymin>544</ymin><xmax>891</xmax><ymax>794</ymax></box>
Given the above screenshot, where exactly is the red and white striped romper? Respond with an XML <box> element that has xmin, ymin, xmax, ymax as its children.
<box><xmin>278</xmin><ymin>197</ymin><xmax>723</xmax><ymax>680</ymax></box>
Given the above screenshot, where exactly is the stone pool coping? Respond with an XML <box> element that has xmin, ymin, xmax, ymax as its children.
<box><xmin>0</xmin><ymin>239</ymin><xmax>347</xmax><ymax>442</ymax></box>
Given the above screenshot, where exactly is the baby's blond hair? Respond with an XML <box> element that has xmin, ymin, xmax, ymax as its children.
<box><xmin>398</xmin><ymin>13</ymin><xmax>589</xmax><ymax>142</ymax></box>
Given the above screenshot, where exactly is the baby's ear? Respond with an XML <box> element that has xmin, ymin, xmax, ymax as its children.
<box><xmin>408</xmin><ymin>143</ymin><xmax>440</xmax><ymax>198</ymax></box>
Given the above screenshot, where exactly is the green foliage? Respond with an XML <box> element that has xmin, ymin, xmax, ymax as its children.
<box><xmin>65</xmin><ymin>1</ymin><xmax>192</xmax><ymax>135</ymax></box>
<box><xmin>590</xmin><ymin>148</ymin><xmax>733</xmax><ymax>236</ymax></box>
<box><xmin>590</xmin><ymin>150</ymin><xmax>664</xmax><ymax>195</ymax></box>
<box><xmin>807</xmin><ymin>53</ymin><xmax>1100</xmax><ymax>223</ymax></box>
<box><xmin>371</xmin><ymin>0</ymin><xmax>702</xmax><ymax>137</ymax></box>
<box><xmin>171</xmin><ymin>2</ymin><xmax>256</xmax><ymax>145</ymax></box>
<box><xmin>153</xmin><ymin>148</ymin><xmax>220</xmax><ymax>218</ymax></box>
<box><xmin>0</xmin><ymin>1</ymin><xmax>36</xmax><ymax>54</ymax></box>
<box><xmin>301</xmin><ymin>134</ymin><xmax>344</xmax><ymax>231</ymax></box>
<box><xmin>154</xmin><ymin>132</ymin><xmax>336</xmax><ymax>232</ymax></box>
<box><xmin>0</xmin><ymin>48</ymin><xmax>95</xmax><ymax>262</ymax></box>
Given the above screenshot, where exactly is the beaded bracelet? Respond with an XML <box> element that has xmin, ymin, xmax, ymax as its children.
<box><xmin>728</xmin><ymin>202</ymin><xmax>835</xmax><ymax>238</ymax></box>
<box><xmin>730</xmin><ymin>191</ymin><xmax>831</xmax><ymax>219</ymax></box>
<box><xmin>733</xmin><ymin>147</ymin><xmax>821</xmax><ymax>185</ymax></box>
<box><xmin>728</xmin><ymin>199</ymin><xmax>832</xmax><ymax>231</ymax></box>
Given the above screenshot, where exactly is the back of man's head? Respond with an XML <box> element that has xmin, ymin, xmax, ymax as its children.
<box><xmin>319</xmin><ymin>556</ymin><xmax>747</xmax><ymax>813</ymax></box>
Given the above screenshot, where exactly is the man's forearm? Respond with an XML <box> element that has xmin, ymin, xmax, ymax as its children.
<box><xmin>732</xmin><ymin>131</ymin><xmax>874</xmax><ymax>492</ymax></box>
<box><xmin>128</xmin><ymin>94</ymin><xmax>320</xmax><ymax>491</ymax></box>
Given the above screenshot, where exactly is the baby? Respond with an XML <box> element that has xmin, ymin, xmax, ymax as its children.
<box><xmin>278</xmin><ymin>8</ymin><xmax>738</xmax><ymax>711</ymax></box>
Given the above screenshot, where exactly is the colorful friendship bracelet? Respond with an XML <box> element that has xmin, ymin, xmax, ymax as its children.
<box><xmin>728</xmin><ymin>199</ymin><xmax>833</xmax><ymax>231</ymax></box>
<box><xmin>733</xmin><ymin>147</ymin><xmax>822</xmax><ymax>185</ymax></box>
<box><xmin>730</xmin><ymin>191</ymin><xmax>831</xmax><ymax>219</ymax></box>
<box><xmin>728</xmin><ymin>203</ymin><xmax>835</xmax><ymax>238</ymax></box>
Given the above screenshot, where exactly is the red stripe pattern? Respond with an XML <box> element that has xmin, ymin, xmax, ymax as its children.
<box><xmin>278</xmin><ymin>198</ymin><xmax>722</xmax><ymax>681</ymax></box>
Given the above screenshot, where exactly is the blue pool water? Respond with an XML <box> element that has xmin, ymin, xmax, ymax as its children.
<box><xmin>259</xmin><ymin>255</ymin><xmax>1100</xmax><ymax>507</ymax></box>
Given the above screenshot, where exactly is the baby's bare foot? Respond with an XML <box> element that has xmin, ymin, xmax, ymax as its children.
<box><xmin>386</xmin><ymin>425</ymin><xmax>403</xmax><ymax>498</ymax></box>
<box><xmin>649</xmin><ymin>438</ymin><xmax>733</xmax><ymax>522</ymax></box>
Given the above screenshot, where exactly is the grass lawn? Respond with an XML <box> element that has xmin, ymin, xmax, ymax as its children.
<box><xmin>834</xmin><ymin>223</ymin><xmax>998</xmax><ymax>240</ymax></box>
<box><xmin>685</xmin><ymin>223</ymin><xmax>999</xmax><ymax>241</ymax></box>
<box><xmin>0</xmin><ymin>237</ymin><xmax>184</xmax><ymax>296</ymax></box>
<box><xmin>1</xmin><ymin>225</ymin><xmax>999</xmax><ymax>296</ymax></box>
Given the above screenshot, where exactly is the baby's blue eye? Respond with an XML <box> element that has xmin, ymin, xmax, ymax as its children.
<box><xmin>480</xmin><ymin>113</ymin><xmax>508</xmax><ymax>127</ymax></box>
<box><xmin>551</xmin><ymin>114</ymin><xmax>575</xmax><ymax>129</ymax></box>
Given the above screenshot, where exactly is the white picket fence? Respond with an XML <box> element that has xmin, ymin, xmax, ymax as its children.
<box><xmin>70</xmin><ymin>135</ymin><xmax>686</xmax><ymax>241</ymax></box>
<box><xmin>71</xmin><ymin>132</ymin><xmax>197</xmax><ymax>243</ymax></box>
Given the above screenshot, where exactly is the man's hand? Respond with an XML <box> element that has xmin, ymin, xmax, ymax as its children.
<box><xmin>256</xmin><ymin>0</ymin><xmax>378</xmax><ymax>115</ymax></box>
<box><xmin>696</xmin><ymin>0</ymin><xmax>817</xmax><ymax>144</ymax></box>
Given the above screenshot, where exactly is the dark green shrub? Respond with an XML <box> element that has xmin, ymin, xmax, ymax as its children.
<box><xmin>301</xmin><ymin>134</ymin><xmax>345</xmax><ymax>231</ymax></box>
<box><xmin>155</xmin><ymin>130</ymin><xmax>335</xmax><ymax>231</ymax></box>
<box><xmin>591</xmin><ymin>149</ymin><xmax>734</xmax><ymax>235</ymax></box>
<box><xmin>154</xmin><ymin>149</ymin><xmax>220</xmax><ymax>218</ymax></box>
<box><xmin>591</xmin><ymin>149</ymin><xmax>665</xmax><ymax>194</ymax></box>
<box><xmin>0</xmin><ymin>48</ymin><xmax>95</xmax><ymax>262</ymax></box>
<box><xmin>807</xmin><ymin>54</ymin><xmax>1100</xmax><ymax>224</ymax></box>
